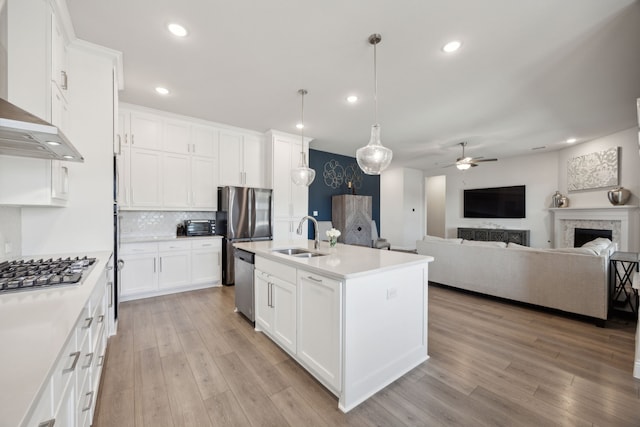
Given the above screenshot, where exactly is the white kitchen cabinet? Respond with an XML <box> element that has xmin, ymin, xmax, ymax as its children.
<box><xmin>129</xmin><ymin>148</ymin><xmax>162</xmax><ymax>208</ymax></box>
<box><xmin>158</xmin><ymin>241</ymin><xmax>191</xmax><ymax>289</ymax></box>
<box><xmin>129</xmin><ymin>112</ymin><xmax>163</xmax><ymax>150</ymax></box>
<box><xmin>191</xmin><ymin>125</ymin><xmax>218</xmax><ymax>158</ymax></box>
<box><xmin>191</xmin><ymin>238</ymin><xmax>221</xmax><ymax>284</ymax></box>
<box><xmin>162</xmin><ymin>153</ymin><xmax>190</xmax><ymax>208</ymax></box>
<box><xmin>121</xmin><ymin>238</ymin><xmax>222</xmax><ymax>301</ymax></box>
<box><xmin>191</xmin><ymin>156</ymin><xmax>217</xmax><ymax>209</ymax></box>
<box><xmin>163</xmin><ymin>119</ymin><xmax>191</xmax><ymax>154</ymax></box>
<box><xmin>266</xmin><ymin>131</ymin><xmax>310</xmax><ymax>240</ymax></box>
<box><xmin>50</xmin><ymin>8</ymin><xmax>68</xmax><ymax>96</ymax></box>
<box><xmin>0</xmin><ymin>156</ymin><xmax>69</xmax><ymax>206</ymax></box>
<box><xmin>219</xmin><ymin>131</ymin><xmax>266</xmax><ymax>187</ymax></box>
<box><xmin>120</xmin><ymin>243</ymin><xmax>158</xmax><ymax>297</ymax></box>
<box><xmin>297</xmin><ymin>271</ymin><xmax>342</xmax><ymax>392</ymax></box>
<box><xmin>254</xmin><ymin>258</ymin><xmax>297</xmax><ymax>355</ymax></box>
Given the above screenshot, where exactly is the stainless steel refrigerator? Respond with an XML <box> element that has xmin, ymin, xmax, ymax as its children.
<box><xmin>216</xmin><ymin>186</ymin><xmax>272</xmax><ymax>285</ymax></box>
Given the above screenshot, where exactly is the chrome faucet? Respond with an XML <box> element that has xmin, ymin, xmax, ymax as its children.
<box><xmin>297</xmin><ymin>215</ymin><xmax>319</xmax><ymax>249</ymax></box>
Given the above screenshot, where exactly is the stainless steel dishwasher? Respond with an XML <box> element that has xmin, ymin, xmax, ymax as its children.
<box><xmin>234</xmin><ymin>248</ymin><xmax>255</xmax><ymax>322</ymax></box>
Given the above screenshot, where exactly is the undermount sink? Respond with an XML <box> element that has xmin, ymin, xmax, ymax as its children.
<box><xmin>272</xmin><ymin>248</ymin><xmax>327</xmax><ymax>258</ymax></box>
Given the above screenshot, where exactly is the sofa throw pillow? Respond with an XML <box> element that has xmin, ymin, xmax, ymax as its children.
<box><xmin>423</xmin><ymin>235</ymin><xmax>463</xmax><ymax>244</ymax></box>
<box><xmin>581</xmin><ymin>238</ymin><xmax>612</xmax><ymax>255</ymax></box>
<box><xmin>549</xmin><ymin>247</ymin><xmax>599</xmax><ymax>256</ymax></box>
<box><xmin>507</xmin><ymin>242</ymin><xmax>536</xmax><ymax>250</ymax></box>
<box><xmin>462</xmin><ymin>240</ymin><xmax>507</xmax><ymax>248</ymax></box>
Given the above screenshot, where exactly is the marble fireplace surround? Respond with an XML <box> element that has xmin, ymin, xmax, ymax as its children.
<box><xmin>550</xmin><ymin>206</ymin><xmax>639</xmax><ymax>252</ymax></box>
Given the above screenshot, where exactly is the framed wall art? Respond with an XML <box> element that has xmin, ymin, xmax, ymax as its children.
<box><xmin>567</xmin><ymin>147</ymin><xmax>619</xmax><ymax>192</ymax></box>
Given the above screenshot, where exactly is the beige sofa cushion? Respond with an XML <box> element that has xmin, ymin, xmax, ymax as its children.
<box><xmin>462</xmin><ymin>239</ymin><xmax>507</xmax><ymax>248</ymax></box>
<box><xmin>423</xmin><ymin>235</ymin><xmax>462</xmax><ymax>244</ymax></box>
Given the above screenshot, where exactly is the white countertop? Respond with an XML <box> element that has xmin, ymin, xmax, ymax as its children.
<box><xmin>234</xmin><ymin>240</ymin><xmax>433</xmax><ymax>280</ymax></box>
<box><xmin>0</xmin><ymin>250</ymin><xmax>112</xmax><ymax>427</ymax></box>
<box><xmin>121</xmin><ymin>235</ymin><xmax>222</xmax><ymax>244</ymax></box>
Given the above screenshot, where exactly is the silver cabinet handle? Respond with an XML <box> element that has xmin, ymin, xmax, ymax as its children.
<box><xmin>131</xmin><ymin>134</ymin><xmax>135</xmax><ymax>145</ymax></box>
<box><xmin>82</xmin><ymin>390</ymin><xmax>94</xmax><ymax>412</ymax></box>
<box><xmin>201</xmin><ymin>243</ymin><xmax>212</xmax><ymax>247</ymax></box>
<box><xmin>108</xmin><ymin>282</ymin><xmax>113</xmax><ymax>308</ymax></box>
<box><xmin>117</xmin><ymin>259</ymin><xmax>125</xmax><ymax>270</ymax></box>
<box><xmin>38</xmin><ymin>420</ymin><xmax>55</xmax><ymax>427</ymax></box>
<box><xmin>98</xmin><ymin>314</ymin><xmax>105</xmax><ymax>323</ymax></box>
<box><xmin>61</xmin><ymin>70</ymin><xmax>68</xmax><ymax>90</ymax></box>
<box><xmin>307</xmin><ymin>276</ymin><xmax>323</xmax><ymax>283</ymax></box>
<box><xmin>63</xmin><ymin>351</ymin><xmax>81</xmax><ymax>373</ymax></box>
<box><xmin>83</xmin><ymin>317</ymin><xmax>93</xmax><ymax>329</ymax></box>
<box><xmin>159</xmin><ymin>257</ymin><xmax>163</xmax><ymax>272</ymax></box>
<box><xmin>83</xmin><ymin>352</ymin><xmax>94</xmax><ymax>369</ymax></box>
<box><xmin>98</xmin><ymin>354</ymin><xmax>105</xmax><ymax>367</ymax></box>
<box><xmin>153</xmin><ymin>258</ymin><xmax>156</xmax><ymax>273</ymax></box>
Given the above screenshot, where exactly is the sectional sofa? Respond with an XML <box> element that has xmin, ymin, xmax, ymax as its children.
<box><xmin>417</xmin><ymin>236</ymin><xmax>616</xmax><ymax>322</ymax></box>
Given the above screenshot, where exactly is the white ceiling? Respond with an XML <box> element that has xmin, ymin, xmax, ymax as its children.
<box><xmin>66</xmin><ymin>0</ymin><xmax>640</xmax><ymax>171</ymax></box>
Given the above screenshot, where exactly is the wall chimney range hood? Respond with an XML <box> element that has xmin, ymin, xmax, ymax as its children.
<box><xmin>0</xmin><ymin>97</ymin><xmax>84</xmax><ymax>162</ymax></box>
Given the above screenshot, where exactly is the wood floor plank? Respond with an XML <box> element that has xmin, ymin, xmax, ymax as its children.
<box><xmin>95</xmin><ymin>285</ymin><xmax>640</xmax><ymax>427</ymax></box>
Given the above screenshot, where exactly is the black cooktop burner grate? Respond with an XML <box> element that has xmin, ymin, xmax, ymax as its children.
<box><xmin>0</xmin><ymin>256</ymin><xmax>96</xmax><ymax>294</ymax></box>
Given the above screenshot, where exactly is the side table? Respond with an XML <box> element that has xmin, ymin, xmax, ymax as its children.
<box><xmin>609</xmin><ymin>251</ymin><xmax>639</xmax><ymax>316</ymax></box>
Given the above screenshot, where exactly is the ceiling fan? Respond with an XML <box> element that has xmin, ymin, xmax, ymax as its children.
<box><xmin>454</xmin><ymin>142</ymin><xmax>498</xmax><ymax>170</ymax></box>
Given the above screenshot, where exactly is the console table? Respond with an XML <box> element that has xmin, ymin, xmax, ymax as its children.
<box><xmin>457</xmin><ymin>227</ymin><xmax>530</xmax><ymax>246</ymax></box>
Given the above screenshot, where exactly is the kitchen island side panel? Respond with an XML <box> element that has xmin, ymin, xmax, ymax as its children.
<box><xmin>340</xmin><ymin>263</ymin><xmax>429</xmax><ymax>412</ymax></box>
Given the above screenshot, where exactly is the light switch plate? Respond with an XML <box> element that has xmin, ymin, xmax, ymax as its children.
<box><xmin>313</xmin><ymin>211</ymin><xmax>318</xmax><ymax>216</ymax></box>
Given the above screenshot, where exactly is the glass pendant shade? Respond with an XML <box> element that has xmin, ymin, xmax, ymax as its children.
<box><xmin>291</xmin><ymin>152</ymin><xmax>316</xmax><ymax>186</ymax></box>
<box><xmin>356</xmin><ymin>124</ymin><xmax>393</xmax><ymax>175</ymax></box>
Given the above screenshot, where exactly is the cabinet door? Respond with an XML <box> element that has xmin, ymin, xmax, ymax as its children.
<box><xmin>243</xmin><ymin>135</ymin><xmax>264</xmax><ymax>188</ymax></box>
<box><xmin>272</xmin><ymin>138</ymin><xmax>294</xmax><ymax>218</ymax></box>
<box><xmin>255</xmin><ymin>271</ymin><xmax>274</xmax><ymax>332</ymax></box>
<box><xmin>191</xmin><ymin>125</ymin><xmax>218</xmax><ymax>158</ymax></box>
<box><xmin>120</xmin><ymin>253</ymin><xmax>157</xmax><ymax>297</ymax></box>
<box><xmin>272</xmin><ymin>277</ymin><xmax>297</xmax><ymax>355</ymax></box>
<box><xmin>51</xmin><ymin>84</ymin><xmax>69</xmax><ymax>134</ymax></box>
<box><xmin>130</xmin><ymin>148</ymin><xmax>162</xmax><ymax>207</ymax></box>
<box><xmin>162</xmin><ymin>153</ymin><xmax>190</xmax><ymax>208</ymax></box>
<box><xmin>218</xmin><ymin>132</ymin><xmax>243</xmax><ymax>186</ymax></box>
<box><xmin>116</xmin><ymin>146</ymin><xmax>130</xmax><ymax>207</ymax></box>
<box><xmin>50</xmin><ymin>9</ymin><xmax>67</xmax><ymax>95</ymax></box>
<box><xmin>191</xmin><ymin>246</ymin><xmax>220</xmax><ymax>284</ymax></box>
<box><xmin>290</xmin><ymin>142</ymin><xmax>309</xmax><ymax>218</ymax></box>
<box><xmin>297</xmin><ymin>272</ymin><xmax>342</xmax><ymax>391</ymax></box>
<box><xmin>130</xmin><ymin>112</ymin><xmax>162</xmax><ymax>150</ymax></box>
<box><xmin>164</xmin><ymin>120</ymin><xmax>191</xmax><ymax>154</ymax></box>
<box><xmin>191</xmin><ymin>156</ymin><xmax>217</xmax><ymax>209</ymax></box>
<box><xmin>158</xmin><ymin>251</ymin><xmax>191</xmax><ymax>289</ymax></box>
<box><xmin>50</xmin><ymin>160</ymin><xmax>69</xmax><ymax>201</ymax></box>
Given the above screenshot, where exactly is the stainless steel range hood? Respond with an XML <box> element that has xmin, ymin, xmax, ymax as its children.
<box><xmin>0</xmin><ymin>97</ymin><xmax>84</xmax><ymax>162</ymax></box>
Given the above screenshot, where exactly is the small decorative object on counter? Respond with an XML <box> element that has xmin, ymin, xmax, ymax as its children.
<box><xmin>326</xmin><ymin>228</ymin><xmax>341</xmax><ymax>247</ymax></box>
<box><xmin>607</xmin><ymin>187</ymin><xmax>631</xmax><ymax>206</ymax></box>
<box><xmin>552</xmin><ymin>190</ymin><xmax>563</xmax><ymax>208</ymax></box>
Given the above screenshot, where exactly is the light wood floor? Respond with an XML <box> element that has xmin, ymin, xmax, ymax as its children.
<box><xmin>94</xmin><ymin>284</ymin><xmax>640</xmax><ymax>427</ymax></box>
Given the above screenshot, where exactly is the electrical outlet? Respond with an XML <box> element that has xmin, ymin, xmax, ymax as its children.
<box><xmin>313</xmin><ymin>210</ymin><xmax>318</xmax><ymax>216</ymax></box>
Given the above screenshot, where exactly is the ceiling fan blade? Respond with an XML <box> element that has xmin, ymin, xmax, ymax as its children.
<box><xmin>471</xmin><ymin>158</ymin><xmax>498</xmax><ymax>163</ymax></box>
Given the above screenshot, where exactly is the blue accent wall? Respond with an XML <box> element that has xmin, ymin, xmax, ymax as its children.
<box><xmin>307</xmin><ymin>149</ymin><xmax>380</xmax><ymax>238</ymax></box>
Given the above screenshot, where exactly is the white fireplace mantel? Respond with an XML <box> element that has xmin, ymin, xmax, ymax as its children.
<box><xmin>550</xmin><ymin>206</ymin><xmax>639</xmax><ymax>251</ymax></box>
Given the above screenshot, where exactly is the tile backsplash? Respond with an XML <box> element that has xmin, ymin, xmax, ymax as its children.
<box><xmin>120</xmin><ymin>211</ymin><xmax>216</xmax><ymax>239</ymax></box>
<box><xmin>0</xmin><ymin>207</ymin><xmax>22</xmax><ymax>261</ymax></box>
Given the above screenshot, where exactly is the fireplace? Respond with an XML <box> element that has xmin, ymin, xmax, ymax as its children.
<box><xmin>574</xmin><ymin>228</ymin><xmax>613</xmax><ymax>247</ymax></box>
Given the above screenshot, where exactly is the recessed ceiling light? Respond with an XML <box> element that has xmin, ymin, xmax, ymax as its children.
<box><xmin>47</xmin><ymin>141</ymin><xmax>61</xmax><ymax>146</ymax></box>
<box><xmin>63</xmin><ymin>155</ymin><xmax>74</xmax><ymax>159</ymax></box>
<box><xmin>566</xmin><ymin>137</ymin><xmax>577</xmax><ymax>143</ymax></box>
<box><xmin>155</xmin><ymin>87</ymin><xmax>170</xmax><ymax>95</ymax></box>
<box><xmin>168</xmin><ymin>23</ymin><xmax>188</xmax><ymax>37</ymax></box>
<box><xmin>296</xmin><ymin>123</ymin><xmax>304</xmax><ymax>130</ymax></box>
<box><xmin>346</xmin><ymin>95</ymin><xmax>358</xmax><ymax>103</ymax></box>
<box><xmin>442</xmin><ymin>40</ymin><xmax>462</xmax><ymax>53</ymax></box>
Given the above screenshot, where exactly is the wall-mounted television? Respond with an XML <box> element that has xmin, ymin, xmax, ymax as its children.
<box><xmin>463</xmin><ymin>185</ymin><xmax>526</xmax><ymax>218</ymax></box>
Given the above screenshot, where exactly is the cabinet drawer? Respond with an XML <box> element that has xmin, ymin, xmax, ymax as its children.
<box><xmin>159</xmin><ymin>240</ymin><xmax>191</xmax><ymax>251</ymax></box>
<box><xmin>256</xmin><ymin>256</ymin><xmax>297</xmax><ymax>284</ymax></box>
<box><xmin>51</xmin><ymin>330</ymin><xmax>79</xmax><ymax>409</ymax></box>
<box><xmin>120</xmin><ymin>242</ymin><xmax>157</xmax><ymax>255</ymax></box>
<box><xmin>191</xmin><ymin>238</ymin><xmax>221</xmax><ymax>250</ymax></box>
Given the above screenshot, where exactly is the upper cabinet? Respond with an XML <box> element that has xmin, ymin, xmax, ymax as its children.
<box><xmin>50</xmin><ymin>8</ymin><xmax>68</xmax><ymax>97</ymax></box>
<box><xmin>219</xmin><ymin>131</ymin><xmax>267</xmax><ymax>188</ymax></box>
<box><xmin>117</xmin><ymin>105</ymin><xmax>220</xmax><ymax>211</ymax></box>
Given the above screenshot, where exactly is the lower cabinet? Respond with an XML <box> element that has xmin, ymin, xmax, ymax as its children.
<box><xmin>26</xmin><ymin>263</ymin><xmax>108</xmax><ymax>427</ymax></box>
<box><xmin>121</xmin><ymin>238</ymin><xmax>222</xmax><ymax>301</ymax></box>
<box><xmin>254</xmin><ymin>256</ymin><xmax>342</xmax><ymax>392</ymax></box>
<box><xmin>297</xmin><ymin>271</ymin><xmax>342</xmax><ymax>392</ymax></box>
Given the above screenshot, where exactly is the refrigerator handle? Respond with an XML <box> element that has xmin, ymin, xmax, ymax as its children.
<box><xmin>249</xmin><ymin>187</ymin><xmax>256</xmax><ymax>237</ymax></box>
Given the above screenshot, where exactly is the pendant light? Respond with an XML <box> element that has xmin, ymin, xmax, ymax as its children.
<box><xmin>291</xmin><ymin>89</ymin><xmax>316</xmax><ymax>186</ymax></box>
<box><xmin>356</xmin><ymin>33</ymin><xmax>393</xmax><ymax>175</ymax></box>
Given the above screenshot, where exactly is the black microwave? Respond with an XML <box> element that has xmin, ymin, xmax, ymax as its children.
<box><xmin>184</xmin><ymin>219</ymin><xmax>216</xmax><ymax>236</ymax></box>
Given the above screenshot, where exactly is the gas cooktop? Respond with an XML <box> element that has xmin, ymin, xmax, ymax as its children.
<box><xmin>0</xmin><ymin>256</ymin><xmax>96</xmax><ymax>294</ymax></box>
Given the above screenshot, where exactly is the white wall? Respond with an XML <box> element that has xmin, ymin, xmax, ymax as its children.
<box><xmin>0</xmin><ymin>206</ymin><xmax>21</xmax><ymax>261</ymax></box>
<box><xmin>423</xmin><ymin>126</ymin><xmax>640</xmax><ymax>249</ymax></box>
<box><xmin>557</xmin><ymin>127</ymin><xmax>640</xmax><ymax>208</ymax></box>
<box><xmin>381</xmin><ymin>167</ymin><xmax>425</xmax><ymax>249</ymax></box>
<box><xmin>21</xmin><ymin>45</ymin><xmax>115</xmax><ymax>255</ymax></box>
<box><xmin>427</xmin><ymin>150</ymin><xmax>559</xmax><ymax>248</ymax></box>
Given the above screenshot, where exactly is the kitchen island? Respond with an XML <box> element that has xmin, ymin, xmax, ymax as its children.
<box><xmin>234</xmin><ymin>239</ymin><xmax>433</xmax><ymax>412</ymax></box>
